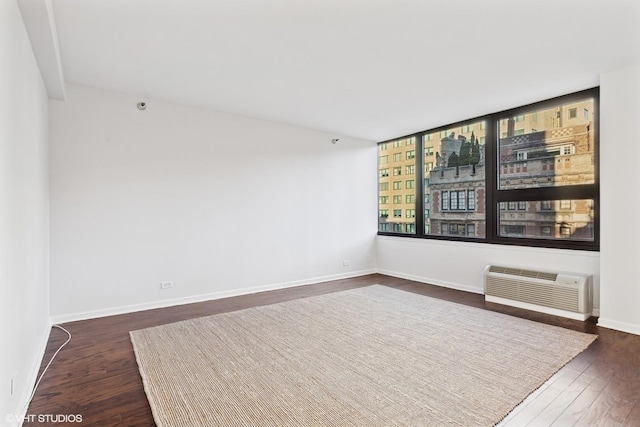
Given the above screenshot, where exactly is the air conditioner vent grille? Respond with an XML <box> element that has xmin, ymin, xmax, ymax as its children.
<box><xmin>488</xmin><ymin>265</ymin><xmax>557</xmax><ymax>282</ymax></box>
<box><xmin>485</xmin><ymin>277</ymin><xmax>579</xmax><ymax>312</ymax></box>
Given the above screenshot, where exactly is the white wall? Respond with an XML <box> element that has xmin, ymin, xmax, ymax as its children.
<box><xmin>598</xmin><ymin>63</ymin><xmax>640</xmax><ymax>335</ymax></box>
<box><xmin>49</xmin><ymin>84</ymin><xmax>377</xmax><ymax>322</ymax></box>
<box><xmin>0</xmin><ymin>1</ymin><xmax>51</xmax><ymax>424</ymax></box>
<box><xmin>378</xmin><ymin>236</ymin><xmax>600</xmax><ymax>305</ymax></box>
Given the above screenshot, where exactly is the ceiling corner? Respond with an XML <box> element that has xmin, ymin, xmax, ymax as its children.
<box><xmin>18</xmin><ymin>0</ymin><xmax>66</xmax><ymax>101</ymax></box>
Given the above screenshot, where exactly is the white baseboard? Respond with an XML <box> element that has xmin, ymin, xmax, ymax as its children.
<box><xmin>597</xmin><ymin>317</ymin><xmax>640</xmax><ymax>336</ymax></box>
<box><xmin>376</xmin><ymin>268</ymin><xmax>483</xmax><ymax>295</ymax></box>
<box><xmin>50</xmin><ymin>269</ymin><xmax>376</xmax><ymax>324</ymax></box>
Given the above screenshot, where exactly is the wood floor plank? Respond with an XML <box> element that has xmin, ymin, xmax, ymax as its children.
<box><xmin>23</xmin><ymin>274</ymin><xmax>640</xmax><ymax>427</ymax></box>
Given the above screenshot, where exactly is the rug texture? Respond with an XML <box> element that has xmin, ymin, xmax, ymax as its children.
<box><xmin>130</xmin><ymin>285</ymin><xmax>596</xmax><ymax>427</ymax></box>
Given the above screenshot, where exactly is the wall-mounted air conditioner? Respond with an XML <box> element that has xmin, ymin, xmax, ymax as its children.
<box><xmin>484</xmin><ymin>265</ymin><xmax>592</xmax><ymax>321</ymax></box>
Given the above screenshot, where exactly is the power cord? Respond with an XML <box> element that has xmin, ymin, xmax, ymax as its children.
<box><xmin>23</xmin><ymin>325</ymin><xmax>72</xmax><ymax>412</ymax></box>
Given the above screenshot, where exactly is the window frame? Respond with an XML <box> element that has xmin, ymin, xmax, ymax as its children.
<box><xmin>377</xmin><ymin>87</ymin><xmax>599</xmax><ymax>251</ymax></box>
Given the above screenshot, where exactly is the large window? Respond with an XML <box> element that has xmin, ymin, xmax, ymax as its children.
<box><xmin>377</xmin><ymin>88</ymin><xmax>599</xmax><ymax>250</ymax></box>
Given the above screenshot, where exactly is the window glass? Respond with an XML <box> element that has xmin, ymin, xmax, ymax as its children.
<box><xmin>498</xmin><ymin>199</ymin><xmax>595</xmax><ymax>242</ymax></box>
<box><xmin>378</xmin><ymin>137</ymin><xmax>416</xmax><ymax>234</ymax></box>
<box><xmin>424</xmin><ymin>121</ymin><xmax>486</xmax><ymax>237</ymax></box>
<box><xmin>498</xmin><ymin>97</ymin><xmax>595</xmax><ymax>190</ymax></box>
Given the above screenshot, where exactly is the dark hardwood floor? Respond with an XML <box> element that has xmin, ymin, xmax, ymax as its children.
<box><xmin>25</xmin><ymin>274</ymin><xmax>640</xmax><ymax>426</ymax></box>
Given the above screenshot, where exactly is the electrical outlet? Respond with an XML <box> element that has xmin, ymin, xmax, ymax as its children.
<box><xmin>160</xmin><ymin>281</ymin><xmax>173</xmax><ymax>289</ymax></box>
<box><xmin>343</xmin><ymin>260</ymin><xmax>351</xmax><ymax>267</ymax></box>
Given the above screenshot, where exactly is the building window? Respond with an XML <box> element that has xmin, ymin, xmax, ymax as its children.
<box><xmin>393</xmin><ymin>181</ymin><xmax>402</xmax><ymax>190</ymax></box>
<box><xmin>441</xmin><ymin>191</ymin><xmax>449</xmax><ymax>211</ymax></box>
<box><xmin>406</xmin><ymin>209</ymin><xmax>416</xmax><ymax>218</ymax></box>
<box><xmin>406</xmin><ymin>194</ymin><xmax>415</xmax><ymax>204</ymax></box>
<box><xmin>379</xmin><ymin>182</ymin><xmax>388</xmax><ymax>191</ymax></box>
<box><xmin>467</xmin><ymin>224</ymin><xmax>475</xmax><ymax>236</ymax></box>
<box><xmin>393</xmin><ymin>167</ymin><xmax>402</xmax><ymax>176</ymax></box>
<box><xmin>377</xmin><ymin>88</ymin><xmax>598</xmax><ymax>250</ymax></box>
<box><xmin>379</xmin><ymin>209</ymin><xmax>388</xmax><ymax>218</ymax></box>
<box><xmin>393</xmin><ymin>209</ymin><xmax>402</xmax><ymax>218</ymax></box>
<box><xmin>379</xmin><ymin>168</ymin><xmax>389</xmax><ymax>178</ymax></box>
<box><xmin>379</xmin><ymin>196</ymin><xmax>388</xmax><ymax>205</ymax></box>
<box><xmin>450</xmin><ymin>191</ymin><xmax>458</xmax><ymax>210</ymax></box>
<box><xmin>393</xmin><ymin>195</ymin><xmax>402</xmax><ymax>204</ymax></box>
<box><xmin>393</xmin><ymin>153</ymin><xmax>402</xmax><ymax>162</ymax></box>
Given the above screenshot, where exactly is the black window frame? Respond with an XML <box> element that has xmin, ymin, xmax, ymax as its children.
<box><xmin>377</xmin><ymin>87</ymin><xmax>599</xmax><ymax>251</ymax></box>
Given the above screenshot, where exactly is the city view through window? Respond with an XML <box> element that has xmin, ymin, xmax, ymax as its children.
<box><xmin>378</xmin><ymin>91</ymin><xmax>597</xmax><ymax>247</ymax></box>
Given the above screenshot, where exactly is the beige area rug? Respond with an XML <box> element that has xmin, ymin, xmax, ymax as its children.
<box><xmin>130</xmin><ymin>285</ymin><xmax>596</xmax><ymax>427</ymax></box>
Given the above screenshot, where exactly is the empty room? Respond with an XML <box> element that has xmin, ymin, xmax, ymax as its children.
<box><xmin>2</xmin><ymin>0</ymin><xmax>640</xmax><ymax>426</ymax></box>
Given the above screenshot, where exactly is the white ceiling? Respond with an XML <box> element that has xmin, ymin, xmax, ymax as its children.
<box><xmin>20</xmin><ymin>0</ymin><xmax>640</xmax><ymax>141</ymax></box>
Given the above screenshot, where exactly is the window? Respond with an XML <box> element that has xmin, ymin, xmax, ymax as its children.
<box><xmin>377</xmin><ymin>137</ymin><xmax>417</xmax><ymax>234</ymax></box>
<box><xmin>450</xmin><ymin>191</ymin><xmax>458</xmax><ymax>210</ymax></box>
<box><xmin>458</xmin><ymin>191</ymin><xmax>466</xmax><ymax>210</ymax></box>
<box><xmin>406</xmin><ymin>209</ymin><xmax>416</xmax><ymax>218</ymax></box>
<box><xmin>467</xmin><ymin>191</ymin><xmax>475</xmax><ymax>211</ymax></box>
<box><xmin>378</xmin><ymin>88</ymin><xmax>598</xmax><ymax>250</ymax></box>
